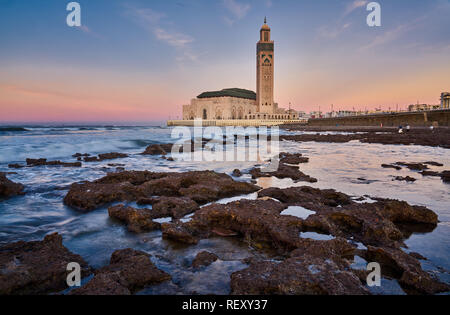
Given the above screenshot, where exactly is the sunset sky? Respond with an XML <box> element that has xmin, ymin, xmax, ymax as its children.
<box><xmin>1</xmin><ymin>0</ymin><xmax>450</xmax><ymax>123</ymax></box>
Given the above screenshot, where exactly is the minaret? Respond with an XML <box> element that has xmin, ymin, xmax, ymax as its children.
<box><xmin>256</xmin><ymin>17</ymin><xmax>274</xmax><ymax>114</ymax></box>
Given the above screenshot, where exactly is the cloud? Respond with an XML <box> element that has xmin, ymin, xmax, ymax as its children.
<box><xmin>223</xmin><ymin>0</ymin><xmax>251</xmax><ymax>26</ymax></box>
<box><xmin>125</xmin><ymin>6</ymin><xmax>198</xmax><ymax>61</ymax></box>
<box><xmin>154</xmin><ymin>28</ymin><xmax>193</xmax><ymax>48</ymax></box>
<box><xmin>344</xmin><ymin>0</ymin><xmax>369</xmax><ymax>16</ymax></box>
<box><xmin>223</xmin><ymin>0</ymin><xmax>251</xmax><ymax>19</ymax></box>
<box><xmin>318</xmin><ymin>23</ymin><xmax>351</xmax><ymax>39</ymax></box>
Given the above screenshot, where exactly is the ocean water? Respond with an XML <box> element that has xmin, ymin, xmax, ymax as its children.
<box><xmin>0</xmin><ymin>125</ymin><xmax>449</xmax><ymax>294</ymax></box>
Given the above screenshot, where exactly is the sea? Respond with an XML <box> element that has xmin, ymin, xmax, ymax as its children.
<box><xmin>0</xmin><ymin>124</ymin><xmax>449</xmax><ymax>295</ymax></box>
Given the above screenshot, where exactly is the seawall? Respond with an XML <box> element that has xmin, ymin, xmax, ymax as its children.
<box><xmin>307</xmin><ymin>110</ymin><xmax>450</xmax><ymax>127</ymax></box>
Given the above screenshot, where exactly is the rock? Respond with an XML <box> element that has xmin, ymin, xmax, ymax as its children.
<box><xmin>108</xmin><ymin>205</ymin><xmax>161</xmax><ymax>233</ymax></box>
<box><xmin>420</xmin><ymin>171</ymin><xmax>440</xmax><ymax>177</ymax></box>
<box><xmin>394</xmin><ymin>176</ymin><xmax>417</xmax><ymax>182</ymax></box>
<box><xmin>161</xmin><ymin>200</ymin><xmax>307</xmax><ymax>253</ymax></box>
<box><xmin>72</xmin><ymin>153</ymin><xmax>90</xmax><ymax>158</ymax></box>
<box><xmin>395</xmin><ymin>162</ymin><xmax>429</xmax><ymax>171</ymax></box>
<box><xmin>8</xmin><ymin>164</ymin><xmax>24</xmax><ymax>169</ymax></box>
<box><xmin>161</xmin><ymin>222</ymin><xmax>200</xmax><ymax>245</ymax></box>
<box><xmin>70</xmin><ymin>249</ymin><xmax>170</xmax><ymax>295</ymax></box>
<box><xmin>230</xmin><ymin>238</ymin><xmax>369</xmax><ymax>295</ymax></box>
<box><xmin>0</xmin><ymin>233</ymin><xmax>91</xmax><ymax>295</ymax></box>
<box><xmin>258</xmin><ymin>186</ymin><xmax>351</xmax><ymax>208</ymax></box>
<box><xmin>25</xmin><ymin>158</ymin><xmax>81</xmax><ymax>167</ymax></box>
<box><xmin>362</xmin><ymin>246</ymin><xmax>449</xmax><ymax>295</ymax></box>
<box><xmin>152</xmin><ymin>197</ymin><xmax>199</xmax><ymax>220</ymax></box>
<box><xmin>409</xmin><ymin>252</ymin><xmax>427</xmax><ymax>261</ymax></box>
<box><xmin>258</xmin><ymin>186</ymin><xmax>438</xmax><ymax>247</ymax></box>
<box><xmin>441</xmin><ymin>171</ymin><xmax>450</xmax><ymax>183</ymax></box>
<box><xmin>250</xmin><ymin>164</ymin><xmax>317</xmax><ymax>183</ymax></box>
<box><xmin>83</xmin><ymin>152</ymin><xmax>128</xmax><ymax>162</ymax></box>
<box><xmin>141</xmin><ymin>144</ymin><xmax>173</xmax><ymax>156</ymax></box>
<box><xmin>0</xmin><ymin>172</ymin><xmax>25</xmax><ymax>199</ymax></box>
<box><xmin>64</xmin><ymin>170</ymin><xmax>260</xmax><ymax>212</ymax></box>
<box><xmin>26</xmin><ymin>158</ymin><xmax>47</xmax><ymax>166</ymax></box>
<box><xmin>232</xmin><ymin>169</ymin><xmax>242</xmax><ymax>177</ymax></box>
<box><xmin>280</xmin><ymin>129</ymin><xmax>450</xmax><ymax>150</ymax></box>
<box><xmin>192</xmin><ymin>251</ymin><xmax>218</xmax><ymax>268</ymax></box>
<box><xmin>279</xmin><ymin>153</ymin><xmax>309</xmax><ymax>164</ymax></box>
<box><xmin>382</xmin><ymin>164</ymin><xmax>402</xmax><ymax>170</ymax></box>
<box><xmin>137</xmin><ymin>197</ymin><xmax>158</xmax><ymax>205</ymax></box>
<box><xmin>423</xmin><ymin>161</ymin><xmax>444</xmax><ymax>167</ymax></box>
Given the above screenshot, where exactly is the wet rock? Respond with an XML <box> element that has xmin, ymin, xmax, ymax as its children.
<box><xmin>161</xmin><ymin>200</ymin><xmax>307</xmax><ymax>253</ymax></box>
<box><xmin>279</xmin><ymin>153</ymin><xmax>309</xmax><ymax>164</ymax></box>
<box><xmin>71</xmin><ymin>249</ymin><xmax>171</xmax><ymax>295</ymax></box>
<box><xmin>83</xmin><ymin>152</ymin><xmax>128</xmax><ymax>162</ymax></box>
<box><xmin>0</xmin><ymin>233</ymin><xmax>91</xmax><ymax>295</ymax></box>
<box><xmin>8</xmin><ymin>164</ymin><xmax>24</xmax><ymax>169</ymax></box>
<box><xmin>394</xmin><ymin>176</ymin><xmax>417</xmax><ymax>182</ymax></box>
<box><xmin>382</xmin><ymin>164</ymin><xmax>402</xmax><ymax>170</ymax></box>
<box><xmin>25</xmin><ymin>158</ymin><xmax>81</xmax><ymax>167</ymax></box>
<box><xmin>258</xmin><ymin>186</ymin><xmax>351</xmax><ymax>208</ymax></box>
<box><xmin>258</xmin><ymin>187</ymin><xmax>438</xmax><ymax>247</ymax></box>
<box><xmin>26</xmin><ymin>158</ymin><xmax>47</xmax><ymax>166</ymax></box>
<box><xmin>395</xmin><ymin>162</ymin><xmax>429</xmax><ymax>171</ymax></box>
<box><xmin>152</xmin><ymin>197</ymin><xmax>199</xmax><ymax>220</ymax></box>
<box><xmin>0</xmin><ymin>172</ymin><xmax>25</xmax><ymax>199</ymax></box>
<box><xmin>409</xmin><ymin>252</ymin><xmax>427</xmax><ymax>261</ymax></box>
<box><xmin>137</xmin><ymin>197</ymin><xmax>158</xmax><ymax>205</ymax></box>
<box><xmin>231</xmin><ymin>238</ymin><xmax>369</xmax><ymax>295</ymax></box>
<box><xmin>250</xmin><ymin>164</ymin><xmax>317</xmax><ymax>183</ymax></box>
<box><xmin>441</xmin><ymin>171</ymin><xmax>450</xmax><ymax>183</ymax></box>
<box><xmin>141</xmin><ymin>144</ymin><xmax>173</xmax><ymax>156</ymax></box>
<box><xmin>161</xmin><ymin>222</ymin><xmax>200</xmax><ymax>245</ymax></box>
<box><xmin>280</xmin><ymin>129</ymin><xmax>450</xmax><ymax>149</ymax></box>
<box><xmin>423</xmin><ymin>161</ymin><xmax>444</xmax><ymax>167</ymax></box>
<box><xmin>362</xmin><ymin>246</ymin><xmax>449</xmax><ymax>295</ymax></box>
<box><xmin>420</xmin><ymin>171</ymin><xmax>440</xmax><ymax>177</ymax></box>
<box><xmin>64</xmin><ymin>170</ymin><xmax>259</xmax><ymax>212</ymax></box>
<box><xmin>72</xmin><ymin>153</ymin><xmax>90</xmax><ymax>158</ymax></box>
<box><xmin>192</xmin><ymin>251</ymin><xmax>218</xmax><ymax>268</ymax></box>
<box><xmin>232</xmin><ymin>169</ymin><xmax>242</xmax><ymax>177</ymax></box>
<box><xmin>421</xmin><ymin>170</ymin><xmax>450</xmax><ymax>183</ymax></box>
<box><xmin>108</xmin><ymin>205</ymin><xmax>161</xmax><ymax>233</ymax></box>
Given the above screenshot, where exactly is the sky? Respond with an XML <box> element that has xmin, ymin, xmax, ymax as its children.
<box><xmin>0</xmin><ymin>0</ymin><xmax>449</xmax><ymax>123</ymax></box>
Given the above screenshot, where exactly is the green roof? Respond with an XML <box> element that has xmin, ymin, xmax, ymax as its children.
<box><xmin>197</xmin><ymin>88</ymin><xmax>256</xmax><ymax>100</ymax></box>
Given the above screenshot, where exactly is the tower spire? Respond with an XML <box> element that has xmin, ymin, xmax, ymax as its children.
<box><xmin>264</xmin><ymin>16</ymin><xmax>267</xmax><ymax>24</ymax></box>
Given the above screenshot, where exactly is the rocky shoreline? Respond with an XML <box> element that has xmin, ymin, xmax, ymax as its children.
<box><xmin>280</xmin><ymin>127</ymin><xmax>450</xmax><ymax>149</ymax></box>
<box><xmin>0</xmin><ymin>144</ymin><xmax>449</xmax><ymax>295</ymax></box>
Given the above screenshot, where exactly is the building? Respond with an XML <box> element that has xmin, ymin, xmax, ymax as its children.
<box><xmin>408</xmin><ymin>103</ymin><xmax>440</xmax><ymax>112</ymax></box>
<box><xmin>181</xmin><ymin>18</ymin><xmax>297</xmax><ymax>122</ymax></box>
<box><xmin>441</xmin><ymin>92</ymin><xmax>450</xmax><ymax>109</ymax></box>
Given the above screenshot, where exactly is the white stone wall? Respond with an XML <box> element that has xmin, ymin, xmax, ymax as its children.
<box><xmin>183</xmin><ymin>97</ymin><xmax>258</xmax><ymax>120</ymax></box>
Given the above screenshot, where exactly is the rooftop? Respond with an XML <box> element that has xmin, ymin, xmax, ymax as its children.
<box><xmin>197</xmin><ymin>88</ymin><xmax>257</xmax><ymax>100</ymax></box>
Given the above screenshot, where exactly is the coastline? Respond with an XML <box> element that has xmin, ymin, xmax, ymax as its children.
<box><xmin>0</xmin><ymin>125</ymin><xmax>449</xmax><ymax>295</ymax></box>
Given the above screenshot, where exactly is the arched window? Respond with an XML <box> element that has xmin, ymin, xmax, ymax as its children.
<box><xmin>203</xmin><ymin>109</ymin><xmax>207</xmax><ymax>120</ymax></box>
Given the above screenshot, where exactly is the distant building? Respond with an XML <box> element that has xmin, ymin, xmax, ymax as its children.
<box><xmin>181</xmin><ymin>19</ymin><xmax>297</xmax><ymax>122</ymax></box>
<box><xmin>408</xmin><ymin>104</ymin><xmax>440</xmax><ymax>112</ymax></box>
<box><xmin>441</xmin><ymin>92</ymin><xmax>450</xmax><ymax>109</ymax></box>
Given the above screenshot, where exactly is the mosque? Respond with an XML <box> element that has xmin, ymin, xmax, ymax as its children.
<box><xmin>176</xmin><ymin>18</ymin><xmax>298</xmax><ymax>125</ymax></box>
